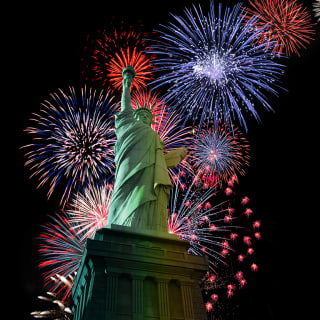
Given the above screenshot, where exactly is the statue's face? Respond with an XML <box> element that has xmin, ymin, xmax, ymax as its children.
<box><xmin>135</xmin><ymin>110</ymin><xmax>152</xmax><ymax>126</ymax></box>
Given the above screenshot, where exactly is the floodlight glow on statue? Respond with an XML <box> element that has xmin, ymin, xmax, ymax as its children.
<box><xmin>106</xmin><ymin>65</ymin><xmax>187</xmax><ymax>233</ymax></box>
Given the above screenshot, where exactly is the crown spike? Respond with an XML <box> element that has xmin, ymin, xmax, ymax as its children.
<box><xmin>134</xmin><ymin>99</ymin><xmax>141</xmax><ymax>109</ymax></box>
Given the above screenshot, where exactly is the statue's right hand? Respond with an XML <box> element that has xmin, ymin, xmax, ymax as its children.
<box><xmin>122</xmin><ymin>66</ymin><xmax>135</xmax><ymax>89</ymax></box>
<box><xmin>123</xmin><ymin>76</ymin><xmax>133</xmax><ymax>89</ymax></box>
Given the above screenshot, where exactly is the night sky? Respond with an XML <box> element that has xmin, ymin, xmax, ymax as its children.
<box><xmin>10</xmin><ymin>1</ymin><xmax>319</xmax><ymax>319</ymax></box>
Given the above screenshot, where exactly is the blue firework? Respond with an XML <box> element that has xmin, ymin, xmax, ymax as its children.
<box><xmin>148</xmin><ymin>1</ymin><xmax>285</xmax><ymax>131</ymax></box>
<box><xmin>22</xmin><ymin>87</ymin><xmax>116</xmax><ymax>206</ymax></box>
<box><xmin>189</xmin><ymin>125</ymin><xmax>250</xmax><ymax>187</ymax></box>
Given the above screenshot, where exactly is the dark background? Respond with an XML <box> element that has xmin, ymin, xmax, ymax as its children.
<box><xmin>9</xmin><ymin>0</ymin><xmax>319</xmax><ymax>319</ymax></box>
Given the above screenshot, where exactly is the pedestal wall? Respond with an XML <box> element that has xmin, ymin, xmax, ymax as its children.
<box><xmin>72</xmin><ymin>225</ymin><xmax>208</xmax><ymax>320</ymax></box>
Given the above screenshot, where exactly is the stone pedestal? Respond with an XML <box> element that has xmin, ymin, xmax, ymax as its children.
<box><xmin>72</xmin><ymin>225</ymin><xmax>208</xmax><ymax>320</ymax></box>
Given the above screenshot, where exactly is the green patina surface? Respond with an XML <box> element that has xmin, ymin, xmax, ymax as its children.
<box><xmin>72</xmin><ymin>225</ymin><xmax>208</xmax><ymax>320</ymax></box>
<box><xmin>106</xmin><ymin>66</ymin><xmax>187</xmax><ymax>233</ymax></box>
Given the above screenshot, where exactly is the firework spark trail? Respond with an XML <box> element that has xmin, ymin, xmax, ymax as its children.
<box><xmin>22</xmin><ymin>87</ymin><xmax>116</xmax><ymax>206</ymax></box>
<box><xmin>314</xmin><ymin>0</ymin><xmax>320</xmax><ymax>22</ymax></box>
<box><xmin>243</xmin><ymin>0</ymin><xmax>316</xmax><ymax>57</ymax></box>
<box><xmin>31</xmin><ymin>274</ymin><xmax>73</xmax><ymax>319</ymax></box>
<box><xmin>67</xmin><ymin>183</ymin><xmax>113</xmax><ymax>242</ymax></box>
<box><xmin>38</xmin><ymin>212</ymin><xmax>85</xmax><ymax>299</ymax></box>
<box><xmin>148</xmin><ymin>1</ymin><xmax>285</xmax><ymax>131</ymax></box>
<box><xmin>189</xmin><ymin>125</ymin><xmax>250</xmax><ymax>187</ymax></box>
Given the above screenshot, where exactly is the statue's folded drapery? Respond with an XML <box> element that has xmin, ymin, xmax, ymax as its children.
<box><xmin>106</xmin><ymin>108</ymin><xmax>172</xmax><ymax>232</ymax></box>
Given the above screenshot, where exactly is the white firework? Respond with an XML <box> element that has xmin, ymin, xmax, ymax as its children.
<box><xmin>67</xmin><ymin>183</ymin><xmax>113</xmax><ymax>241</ymax></box>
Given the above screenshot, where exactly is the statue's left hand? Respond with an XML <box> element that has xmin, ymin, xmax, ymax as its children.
<box><xmin>164</xmin><ymin>147</ymin><xmax>188</xmax><ymax>168</ymax></box>
<box><xmin>180</xmin><ymin>147</ymin><xmax>188</xmax><ymax>161</ymax></box>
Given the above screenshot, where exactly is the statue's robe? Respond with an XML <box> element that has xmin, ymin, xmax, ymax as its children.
<box><xmin>107</xmin><ymin>108</ymin><xmax>172</xmax><ymax>232</ymax></box>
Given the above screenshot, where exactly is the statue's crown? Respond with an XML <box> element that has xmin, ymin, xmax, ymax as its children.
<box><xmin>133</xmin><ymin>100</ymin><xmax>159</xmax><ymax>125</ymax></box>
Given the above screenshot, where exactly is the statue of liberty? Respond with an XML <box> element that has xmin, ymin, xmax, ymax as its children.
<box><xmin>106</xmin><ymin>66</ymin><xmax>187</xmax><ymax>233</ymax></box>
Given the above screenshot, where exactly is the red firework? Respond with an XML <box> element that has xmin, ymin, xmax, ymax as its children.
<box><xmin>243</xmin><ymin>0</ymin><xmax>316</xmax><ymax>57</ymax></box>
<box><xmin>107</xmin><ymin>47</ymin><xmax>155</xmax><ymax>92</ymax></box>
<box><xmin>81</xmin><ymin>25</ymin><xmax>155</xmax><ymax>91</ymax></box>
<box><xmin>199</xmin><ymin>181</ymin><xmax>262</xmax><ymax>318</ymax></box>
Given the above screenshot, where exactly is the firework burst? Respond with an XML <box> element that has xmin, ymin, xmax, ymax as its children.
<box><xmin>190</xmin><ymin>125</ymin><xmax>250</xmax><ymax>187</ymax></box>
<box><xmin>168</xmin><ymin>174</ymin><xmax>261</xmax><ymax>318</ymax></box>
<box><xmin>148</xmin><ymin>1</ymin><xmax>285</xmax><ymax>131</ymax></box>
<box><xmin>81</xmin><ymin>24</ymin><xmax>155</xmax><ymax>92</ymax></box>
<box><xmin>168</xmin><ymin>179</ymin><xmax>234</xmax><ymax>272</ymax></box>
<box><xmin>67</xmin><ymin>183</ymin><xmax>113</xmax><ymax>242</ymax></box>
<box><xmin>37</xmin><ymin>212</ymin><xmax>85</xmax><ymax>300</ymax></box>
<box><xmin>314</xmin><ymin>0</ymin><xmax>320</xmax><ymax>22</ymax></box>
<box><xmin>22</xmin><ymin>87</ymin><xmax>116</xmax><ymax>206</ymax></box>
<box><xmin>168</xmin><ymin>174</ymin><xmax>255</xmax><ymax>273</ymax></box>
<box><xmin>107</xmin><ymin>47</ymin><xmax>155</xmax><ymax>92</ymax></box>
<box><xmin>243</xmin><ymin>0</ymin><xmax>316</xmax><ymax>57</ymax></box>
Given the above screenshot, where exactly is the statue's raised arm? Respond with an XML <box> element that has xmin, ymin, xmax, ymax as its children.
<box><xmin>121</xmin><ymin>65</ymin><xmax>135</xmax><ymax>112</ymax></box>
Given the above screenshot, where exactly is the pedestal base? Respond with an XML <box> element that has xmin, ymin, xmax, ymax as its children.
<box><xmin>72</xmin><ymin>225</ymin><xmax>208</xmax><ymax>320</ymax></box>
